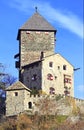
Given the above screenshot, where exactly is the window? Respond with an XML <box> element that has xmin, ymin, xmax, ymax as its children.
<box><xmin>26</xmin><ymin>31</ymin><xmax>30</xmax><ymax>34</ymax></box>
<box><xmin>63</xmin><ymin>65</ymin><xmax>67</xmax><ymax>70</ymax></box>
<box><xmin>49</xmin><ymin>62</ymin><xmax>53</xmax><ymax>67</ymax></box>
<box><xmin>15</xmin><ymin>92</ymin><xmax>18</xmax><ymax>96</ymax></box>
<box><xmin>58</xmin><ymin>66</ymin><xmax>60</xmax><ymax>70</ymax></box>
<box><xmin>49</xmin><ymin>87</ymin><xmax>55</xmax><ymax>94</ymax></box>
<box><xmin>34</xmin><ymin>74</ymin><xmax>37</xmax><ymax>80</ymax></box>
<box><xmin>45</xmin><ymin>32</ymin><xmax>49</xmax><ymax>34</ymax></box>
<box><xmin>64</xmin><ymin>78</ymin><xmax>71</xmax><ymax>84</ymax></box>
<box><xmin>64</xmin><ymin>75</ymin><xmax>71</xmax><ymax>84</ymax></box>
<box><xmin>64</xmin><ymin>86</ymin><xmax>70</xmax><ymax>96</ymax></box>
<box><xmin>32</xmin><ymin>74</ymin><xmax>37</xmax><ymax>81</ymax></box>
<box><xmin>28</xmin><ymin>102</ymin><xmax>32</xmax><ymax>109</ymax></box>
<box><xmin>36</xmin><ymin>31</ymin><xmax>40</xmax><ymax>34</ymax></box>
<box><xmin>47</xmin><ymin>73</ymin><xmax>53</xmax><ymax>80</ymax></box>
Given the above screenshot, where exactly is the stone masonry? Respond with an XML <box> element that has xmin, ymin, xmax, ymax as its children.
<box><xmin>6</xmin><ymin>10</ymin><xmax>77</xmax><ymax>117</ymax></box>
<box><xmin>21</xmin><ymin>31</ymin><xmax>55</xmax><ymax>66</ymax></box>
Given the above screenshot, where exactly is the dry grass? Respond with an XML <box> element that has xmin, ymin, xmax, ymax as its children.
<box><xmin>0</xmin><ymin>114</ymin><xmax>84</xmax><ymax>130</ymax></box>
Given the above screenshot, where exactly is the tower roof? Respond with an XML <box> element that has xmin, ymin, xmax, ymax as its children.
<box><xmin>17</xmin><ymin>11</ymin><xmax>56</xmax><ymax>39</ymax></box>
<box><xmin>20</xmin><ymin>12</ymin><xmax>56</xmax><ymax>31</ymax></box>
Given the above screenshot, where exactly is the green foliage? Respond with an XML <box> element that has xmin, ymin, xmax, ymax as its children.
<box><xmin>55</xmin><ymin>94</ymin><xmax>63</xmax><ymax>101</ymax></box>
<box><xmin>30</xmin><ymin>88</ymin><xmax>39</xmax><ymax>96</ymax></box>
<box><xmin>56</xmin><ymin>115</ymin><xmax>68</xmax><ymax>123</ymax></box>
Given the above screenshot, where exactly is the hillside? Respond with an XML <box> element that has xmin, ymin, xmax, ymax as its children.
<box><xmin>0</xmin><ymin>95</ymin><xmax>84</xmax><ymax>130</ymax></box>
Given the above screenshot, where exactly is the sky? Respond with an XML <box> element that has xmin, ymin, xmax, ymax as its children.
<box><xmin>0</xmin><ymin>0</ymin><xmax>84</xmax><ymax>99</ymax></box>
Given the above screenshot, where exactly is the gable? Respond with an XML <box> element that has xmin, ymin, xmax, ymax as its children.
<box><xmin>6</xmin><ymin>81</ymin><xmax>31</xmax><ymax>92</ymax></box>
<box><xmin>44</xmin><ymin>53</ymin><xmax>74</xmax><ymax>68</ymax></box>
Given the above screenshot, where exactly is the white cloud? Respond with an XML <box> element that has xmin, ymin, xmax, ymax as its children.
<box><xmin>41</xmin><ymin>5</ymin><xmax>83</xmax><ymax>39</ymax></box>
<box><xmin>9</xmin><ymin>0</ymin><xmax>83</xmax><ymax>39</ymax></box>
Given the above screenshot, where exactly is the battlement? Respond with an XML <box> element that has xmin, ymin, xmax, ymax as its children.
<box><xmin>71</xmin><ymin>96</ymin><xmax>84</xmax><ymax>103</ymax></box>
<box><xmin>30</xmin><ymin>94</ymin><xmax>65</xmax><ymax>100</ymax></box>
<box><xmin>30</xmin><ymin>94</ymin><xmax>48</xmax><ymax>99</ymax></box>
<box><xmin>30</xmin><ymin>94</ymin><xmax>84</xmax><ymax>103</ymax></box>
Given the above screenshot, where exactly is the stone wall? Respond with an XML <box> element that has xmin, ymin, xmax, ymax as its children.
<box><xmin>6</xmin><ymin>87</ymin><xmax>84</xmax><ymax>117</ymax></box>
<box><xmin>26</xmin><ymin>95</ymin><xmax>84</xmax><ymax>115</ymax></box>
<box><xmin>22</xmin><ymin>62</ymin><xmax>42</xmax><ymax>89</ymax></box>
<box><xmin>73</xmin><ymin>97</ymin><xmax>84</xmax><ymax>114</ymax></box>
<box><xmin>20</xmin><ymin>31</ymin><xmax>55</xmax><ymax>66</ymax></box>
<box><xmin>6</xmin><ymin>89</ymin><xmax>30</xmax><ymax>116</ymax></box>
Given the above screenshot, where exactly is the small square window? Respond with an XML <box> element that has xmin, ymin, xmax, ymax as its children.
<box><xmin>45</xmin><ymin>32</ymin><xmax>49</xmax><ymax>34</ymax></box>
<box><xmin>63</xmin><ymin>65</ymin><xmax>67</xmax><ymax>70</ymax></box>
<box><xmin>26</xmin><ymin>31</ymin><xmax>30</xmax><ymax>34</ymax></box>
<box><xmin>32</xmin><ymin>74</ymin><xmax>37</xmax><ymax>81</ymax></box>
<box><xmin>15</xmin><ymin>92</ymin><xmax>18</xmax><ymax>96</ymax></box>
<box><xmin>58</xmin><ymin>66</ymin><xmax>60</xmax><ymax>70</ymax></box>
<box><xmin>36</xmin><ymin>31</ymin><xmax>40</xmax><ymax>34</ymax></box>
<box><xmin>49</xmin><ymin>62</ymin><xmax>53</xmax><ymax>67</ymax></box>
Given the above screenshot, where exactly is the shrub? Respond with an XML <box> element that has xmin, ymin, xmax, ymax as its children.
<box><xmin>55</xmin><ymin>94</ymin><xmax>63</xmax><ymax>101</ymax></box>
<box><xmin>56</xmin><ymin>115</ymin><xmax>68</xmax><ymax>123</ymax></box>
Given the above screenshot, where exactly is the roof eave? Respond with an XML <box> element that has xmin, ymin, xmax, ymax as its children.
<box><xmin>6</xmin><ymin>87</ymin><xmax>31</xmax><ymax>92</ymax></box>
<box><xmin>17</xmin><ymin>29</ymin><xmax>57</xmax><ymax>40</ymax></box>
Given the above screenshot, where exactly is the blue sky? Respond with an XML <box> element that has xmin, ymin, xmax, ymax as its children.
<box><xmin>0</xmin><ymin>0</ymin><xmax>83</xmax><ymax>99</ymax></box>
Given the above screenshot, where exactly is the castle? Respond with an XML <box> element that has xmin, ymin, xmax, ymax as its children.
<box><xmin>6</xmin><ymin>9</ymin><xmax>74</xmax><ymax>116</ymax></box>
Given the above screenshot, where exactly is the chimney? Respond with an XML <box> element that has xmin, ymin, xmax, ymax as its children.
<box><xmin>40</xmin><ymin>51</ymin><xmax>44</xmax><ymax>60</ymax></box>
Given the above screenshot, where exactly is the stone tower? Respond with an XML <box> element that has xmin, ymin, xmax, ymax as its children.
<box><xmin>14</xmin><ymin>10</ymin><xmax>57</xmax><ymax>80</ymax></box>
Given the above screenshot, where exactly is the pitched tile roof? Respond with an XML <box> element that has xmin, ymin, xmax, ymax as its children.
<box><xmin>6</xmin><ymin>81</ymin><xmax>31</xmax><ymax>92</ymax></box>
<box><xmin>20</xmin><ymin>12</ymin><xmax>56</xmax><ymax>31</ymax></box>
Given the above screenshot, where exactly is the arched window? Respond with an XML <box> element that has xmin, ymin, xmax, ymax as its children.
<box><xmin>28</xmin><ymin>102</ymin><xmax>32</xmax><ymax>109</ymax></box>
<box><xmin>47</xmin><ymin>73</ymin><xmax>53</xmax><ymax>80</ymax></box>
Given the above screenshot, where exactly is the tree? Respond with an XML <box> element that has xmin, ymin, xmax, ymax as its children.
<box><xmin>0</xmin><ymin>63</ymin><xmax>17</xmax><ymax>115</ymax></box>
<box><xmin>0</xmin><ymin>63</ymin><xmax>6</xmax><ymax>97</ymax></box>
<box><xmin>0</xmin><ymin>63</ymin><xmax>7</xmax><ymax>115</ymax></box>
<box><xmin>3</xmin><ymin>74</ymin><xmax>17</xmax><ymax>87</ymax></box>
